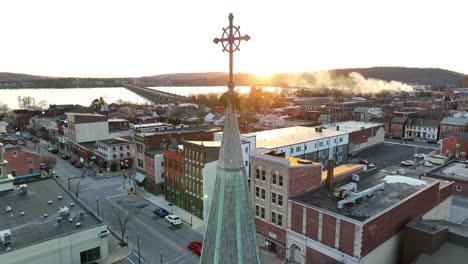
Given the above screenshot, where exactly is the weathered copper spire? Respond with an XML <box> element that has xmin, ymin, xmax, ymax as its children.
<box><xmin>201</xmin><ymin>14</ymin><xmax>261</xmax><ymax>264</ymax></box>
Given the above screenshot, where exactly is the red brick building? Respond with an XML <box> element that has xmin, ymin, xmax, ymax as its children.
<box><xmin>390</xmin><ymin>117</ymin><xmax>407</xmax><ymax>139</ymax></box>
<box><xmin>427</xmin><ymin>160</ymin><xmax>468</xmax><ymax>197</ymax></box>
<box><xmin>3</xmin><ymin>145</ymin><xmax>40</xmax><ymax>179</ymax></box>
<box><xmin>250</xmin><ymin>151</ymin><xmax>364</xmax><ymax>261</ymax></box>
<box><xmin>439</xmin><ymin>117</ymin><xmax>468</xmax><ymax>139</ymax></box>
<box><xmin>440</xmin><ymin>132</ymin><xmax>468</xmax><ymax>159</ymax></box>
<box><xmin>163</xmin><ymin>144</ymin><xmax>185</xmax><ymax>207</ymax></box>
<box><xmin>286</xmin><ymin>170</ymin><xmax>453</xmax><ymax>264</ymax></box>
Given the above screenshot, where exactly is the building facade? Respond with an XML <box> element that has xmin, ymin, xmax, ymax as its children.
<box><xmin>3</xmin><ymin>145</ymin><xmax>40</xmax><ymax>179</ymax></box>
<box><xmin>390</xmin><ymin>117</ymin><xmax>407</xmax><ymax>139</ymax></box>
<box><xmin>439</xmin><ymin>117</ymin><xmax>468</xmax><ymax>139</ymax></box>
<box><xmin>95</xmin><ymin>138</ymin><xmax>134</xmax><ymax>169</ymax></box>
<box><xmin>440</xmin><ymin>132</ymin><xmax>468</xmax><ymax>160</ymax></box>
<box><xmin>404</xmin><ymin>119</ymin><xmax>440</xmax><ymax>141</ymax></box>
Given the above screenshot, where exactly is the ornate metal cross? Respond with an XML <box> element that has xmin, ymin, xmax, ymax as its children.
<box><xmin>213</xmin><ymin>13</ymin><xmax>250</xmax><ymax>92</ymax></box>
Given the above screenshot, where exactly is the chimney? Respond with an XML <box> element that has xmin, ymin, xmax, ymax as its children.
<box><xmin>326</xmin><ymin>159</ymin><xmax>335</xmax><ymax>191</ymax></box>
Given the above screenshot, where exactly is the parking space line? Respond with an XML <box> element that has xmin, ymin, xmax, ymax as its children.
<box><xmin>165</xmin><ymin>251</ymin><xmax>192</xmax><ymax>264</ymax></box>
<box><xmin>106</xmin><ymin>193</ymin><xmax>127</xmax><ymax>199</ymax></box>
<box><xmin>132</xmin><ymin>252</ymin><xmax>148</xmax><ymax>264</ymax></box>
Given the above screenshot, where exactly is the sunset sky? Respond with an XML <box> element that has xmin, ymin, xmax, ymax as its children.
<box><xmin>0</xmin><ymin>0</ymin><xmax>466</xmax><ymax>77</ymax></box>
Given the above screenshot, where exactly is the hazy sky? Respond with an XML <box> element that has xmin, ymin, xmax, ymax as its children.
<box><xmin>1</xmin><ymin>0</ymin><xmax>466</xmax><ymax>77</ymax></box>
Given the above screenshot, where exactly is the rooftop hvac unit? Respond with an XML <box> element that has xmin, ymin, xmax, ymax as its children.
<box><xmin>18</xmin><ymin>184</ymin><xmax>28</xmax><ymax>194</ymax></box>
<box><xmin>0</xmin><ymin>230</ymin><xmax>11</xmax><ymax>246</ymax></box>
<box><xmin>333</xmin><ymin>182</ymin><xmax>358</xmax><ymax>199</ymax></box>
<box><xmin>6</xmin><ymin>206</ymin><xmax>12</xmax><ymax>212</ymax></box>
<box><xmin>352</xmin><ymin>174</ymin><xmax>360</xmax><ymax>182</ymax></box>
<box><xmin>337</xmin><ymin>183</ymin><xmax>385</xmax><ymax>209</ymax></box>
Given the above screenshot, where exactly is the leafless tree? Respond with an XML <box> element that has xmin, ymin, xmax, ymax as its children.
<box><xmin>40</xmin><ymin>153</ymin><xmax>57</xmax><ymax>173</ymax></box>
<box><xmin>111</xmin><ymin>205</ymin><xmax>134</xmax><ymax>246</ymax></box>
<box><xmin>71</xmin><ymin>179</ymin><xmax>88</xmax><ymax>199</ymax></box>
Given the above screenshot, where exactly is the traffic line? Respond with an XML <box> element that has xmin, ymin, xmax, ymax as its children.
<box><xmin>177</xmin><ymin>254</ymin><xmax>197</xmax><ymax>264</ymax></box>
<box><xmin>126</xmin><ymin>257</ymin><xmax>136</xmax><ymax>264</ymax></box>
<box><xmin>164</xmin><ymin>251</ymin><xmax>192</xmax><ymax>264</ymax></box>
<box><xmin>106</xmin><ymin>193</ymin><xmax>127</xmax><ymax>199</ymax></box>
<box><xmin>133</xmin><ymin>252</ymin><xmax>148</xmax><ymax>264</ymax></box>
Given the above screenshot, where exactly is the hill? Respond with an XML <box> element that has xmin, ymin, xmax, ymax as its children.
<box><xmin>0</xmin><ymin>72</ymin><xmax>53</xmax><ymax>82</ymax></box>
<box><xmin>330</xmin><ymin>67</ymin><xmax>466</xmax><ymax>86</ymax></box>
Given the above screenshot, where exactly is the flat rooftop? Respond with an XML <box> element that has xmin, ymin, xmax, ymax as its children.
<box><xmin>322</xmin><ymin>121</ymin><xmax>383</xmax><ymax>133</ymax></box>
<box><xmin>321</xmin><ymin>164</ymin><xmax>364</xmax><ymax>180</ymax></box>
<box><xmin>293</xmin><ymin>169</ymin><xmax>438</xmax><ymax>222</ymax></box>
<box><xmin>430</xmin><ymin>161</ymin><xmax>468</xmax><ymax>181</ymax></box>
<box><xmin>241</xmin><ymin>126</ymin><xmax>347</xmax><ymax>149</ymax></box>
<box><xmin>0</xmin><ymin>178</ymin><xmax>102</xmax><ymax>254</ymax></box>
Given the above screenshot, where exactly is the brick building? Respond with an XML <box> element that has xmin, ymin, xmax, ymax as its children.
<box><xmin>3</xmin><ymin>145</ymin><xmax>40</xmax><ymax>180</ymax></box>
<box><xmin>286</xmin><ymin>170</ymin><xmax>453</xmax><ymax>263</ymax></box>
<box><xmin>427</xmin><ymin>160</ymin><xmax>468</xmax><ymax>197</ymax></box>
<box><xmin>439</xmin><ymin>117</ymin><xmax>468</xmax><ymax>139</ymax></box>
<box><xmin>440</xmin><ymin>132</ymin><xmax>468</xmax><ymax>160</ymax></box>
<box><xmin>250</xmin><ymin>151</ymin><xmax>364</xmax><ymax>261</ymax></box>
<box><xmin>390</xmin><ymin>117</ymin><xmax>408</xmax><ymax>139</ymax></box>
<box><xmin>163</xmin><ymin>141</ymin><xmax>185</xmax><ymax>207</ymax></box>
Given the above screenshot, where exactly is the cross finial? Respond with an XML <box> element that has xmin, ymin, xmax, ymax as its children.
<box><xmin>213</xmin><ymin>13</ymin><xmax>250</xmax><ymax>93</ymax></box>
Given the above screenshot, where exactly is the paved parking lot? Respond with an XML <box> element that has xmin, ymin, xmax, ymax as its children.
<box><xmin>352</xmin><ymin>143</ymin><xmax>434</xmax><ymax>169</ymax></box>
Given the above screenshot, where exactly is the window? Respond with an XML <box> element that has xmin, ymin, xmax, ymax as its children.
<box><xmin>296</xmin><ymin>146</ymin><xmax>301</xmax><ymax>152</ymax></box>
<box><xmin>337</xmin><ymin>156</ymin><xmax>343</xmax><ymax>163</ymax></box>
<box><xmin>255</xmin><ymin>205</ymin><xmax>260</xmax><ymax>217</ymax></box>
<box><xmin>271</xmin><ymin>212</ymin><xmax>277</xmax><ymax>224</ymax></box>
<box><xmin>290</xmin><ymin>147</ymin><xmax>294</xmax><ymax>153</ymax></box>
<box><xmin>27</xmin><ymin>158</ymin><xmax>32</xmax><ymax>165</ymax></box>
<box><xmin>278</xmin><ymin>175</ymin><xmax>283</xmax><ymax>186</ymax></box>
<box><xmin>261</xmin><ymin>189</ymin><xmax>266</xmax><ymax>199</ymax></box>
<box><xmin>137</xmin><ymin>158</ymin><xmax>144</xmax><ymax>168</ymax></box>
<box><xmin>255</xmin><ymin>187</ymin><xmax>260</xmax><ymax>197</ymax></box>
<box><xmin>29</xmin><ymin>167</ymin><xmax>33</xmax><ymax>174</ymax></box>
<box><xmin>136</xmin><ymin>144</ymin><xmax>143</xmax><ymax>154</ymax></box>
<box><xmin>319</xmin><ymin>142</ymin><xmax>324</xmax><ymax>147</ymax></box>
<box><xmin>11</xmin><ymin>170</ymin><xmax>16</xmax><ymax>177</ymax></box>
<box><xmin>272</xmin><ymin>172</ymin><xmax>277</xmax><ymax>184</ymax></box>
<box><xmin>262</xmin><ymin>170</ymin><xmax>266</xmax><ymax>181</ymax></box>
<box><xmin>13</xmin><ymin>151</ymin><xmax>17</xmax><ymax>157</ymax></box>
<box><xmin>456</xmin><ymin>185</ymin><xmax>463</xmax><ymax>192</ymax></box>
<box><xmin>338</xmin><ymin>146</ymin><xmax>343</xmax><ymax>153</ymax></box>
<box><xmin>245</xmin><ymin>161</ymin><xmax>248</xmax><ymax>167</ymax></box>
<box><xmin>245</xmin><ymin>147</ymin><xmax>248</xmax><ymax>153</ymax></box>
<box><xmin>339</xmin><ymin>137</ymin><xmax>343</xmax><ymax>143</ymax></box>
<box><xmin>304</xmin><ymin>145</ymin><xmax>307</xmax><ymax>150</ymax></box>
<box><xmin>456</xmin><ymin>144</ymin><xmax>460</xmax><ymax>149</ymax></box>
<box><xmin>256</xmin><ymin>168</ymin><xmax>260</xmax><ymax>179</ymax></box>
<box><xmin>161</xmin><ymin>161</ymin><xmax>164</xmax><ymax>167</ymax></box>
<box><xmin>271</xmin><ymin>193</ymin><xmax>276</xmax><ymax>204</ymax></box>
<box><xmin>80</xmin><ymin>246</ymin><xmax>101</xmax><ymax>264</ymax></box>
<box><xmin>278</xmin><ymin>195</ymin><xmax>283</xmax><ymax>206</ymax></box>
<box><xmin>261</xmin><ymin>207</ymin><xmax>265</xmax><ymax>219</ymax></box>
<box><xmin>277</xmin><ymin>214</ymin><xmax>283</xmax><ymax>226</ymax></box>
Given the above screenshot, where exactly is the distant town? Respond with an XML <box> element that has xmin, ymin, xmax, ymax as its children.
<box><xmin>1</xmin><ymin>70</ymin><xmax>468</xmax><ymax>264</ymax></box>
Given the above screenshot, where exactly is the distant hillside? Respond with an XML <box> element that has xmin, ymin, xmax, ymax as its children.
<box><xmin>0</xmin><ymin>72</ymin><xmax>53</xmax><ymax>82</ymax></box>
<box><xmin>330</xmin><ymin>67</ymin><xmax>466</xmax><ymax>86</ymax></box>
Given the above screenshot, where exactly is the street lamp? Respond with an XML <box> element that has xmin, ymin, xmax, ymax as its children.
<box><xmin>137</xmin><ymin>233</ymin><xmax>141</xmax><ymax>264</ymax></box>
<box><xmin>96</xmin><ymin>197</ymin><xmax>100</xmax><ymax>216</ymax></box>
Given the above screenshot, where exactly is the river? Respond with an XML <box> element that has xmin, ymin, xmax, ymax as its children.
<box><xmin>0</xmin><ymin>86</ymin><xmax>271</xmax><ymax>109</ymax></box>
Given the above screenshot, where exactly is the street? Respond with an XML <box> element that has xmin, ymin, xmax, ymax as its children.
<box><xmin>37</xmin><ymin>145</ymin><xmax>202</xmax><ymax>264</ymax></box>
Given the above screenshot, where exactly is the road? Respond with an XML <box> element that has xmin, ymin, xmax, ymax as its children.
<box><xmin>38</xmin><ymin>145</ymin><xmax>202</xmax><ymax>264</ymax></box>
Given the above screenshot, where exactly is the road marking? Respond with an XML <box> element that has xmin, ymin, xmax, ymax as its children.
<box><xmin>126</xmin><ymin>257</ymin><xmax>136</xmax><ymax>264</ymax></box>
<box><xmin>457</xmin><ymin>214</ymin><xmax>468</xmax><ymax>224</ymax></box>
<box><xmin>164</xmin><ymin>251</ymin><xmax>192</xmax><ymax>264</ymax></box>
<box><xmin>106</xmin><ymin>193</ymin><xmax>127</xmax><ymax>199</ymax></box>
<box><xmin>176</xmin><ymin>254</ymin><xmax>197</xmax><ymax>264</ymax></box>
<box><xmin>133</xmin><ymin>252</ymin><xmax>148</xmax><ymax>264</ymax></box>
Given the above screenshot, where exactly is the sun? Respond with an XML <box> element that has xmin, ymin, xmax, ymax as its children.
<box><xmin>253</xmin><ymin>69</ymin><xmax>274</xmax><ymax>80</ymax></box>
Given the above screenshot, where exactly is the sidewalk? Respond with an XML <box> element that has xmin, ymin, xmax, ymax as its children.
<box><xmin>133</xmin><ymin>186</ymin><xmax>206</xmax><ymax>235</ymax></box>
<box><xmin>107</xmin><ymin>232</ymin><xmax>132</xmax><ymax>264</ymax></box>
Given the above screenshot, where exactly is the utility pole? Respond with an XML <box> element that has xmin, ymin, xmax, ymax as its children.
<box><xmin>160</xmin><ymin>250</ymin><xmax>163</xmax><ymax>264</ymax></box>
<box><xmin>96</xmin><ymin>197</ymin><xmax>100</xmax><ymax>216</ymax></box>
<box><xmin>137</xmin><ymin>233</ymin><xmax>141</xmax><ymax>264</ymax></box>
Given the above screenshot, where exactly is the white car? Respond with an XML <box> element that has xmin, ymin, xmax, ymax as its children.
<box><xmin>413</xmin><ymin>153</ymin><xmax>426</xmax><ymax>159</ymax></box>
<box><xmin>165</xmin><ymin>215</ymin><xmax>182</xmax><ymax>225</ymax></box>
<box><xmin>423</xmin><ymin>161</ymin><xmax>433</xmax><ymax>167</ymax></box>
<box><xmin>401</xmin><ymin>160</ymin><xmax>415</xmax><ymax>167</ymax></box>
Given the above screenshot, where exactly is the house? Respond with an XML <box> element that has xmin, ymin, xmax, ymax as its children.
<box><xmin>259</xmin><ymin>115</ymin><xmax>285</xmax><ymax>128</ymax></box>
<box><xmin>390</xmin><ymin>117</ymin><xmax>408</xmax><ymax>139</ymax></box>
<box><xmin>3</xmin><ymin>145</ymin><xmax>40</xmax><ymax>180</ymax></box>
<box><xmin>440</xmin><ymin>132</ymin><xmax>468</xmax><ymax>160</ymax></box>
<box><xmin>404</xmin><ymin>119</ymin><xmax>440</xmax><ymax>142</ymax></box>
<box><xmin>439</xmin><ymin>117</ymin><xmax>468</xmax><ymax>139</ymax></box>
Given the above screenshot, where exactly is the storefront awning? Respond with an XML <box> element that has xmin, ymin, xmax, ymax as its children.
<box><xmin>134</xmin><ymin>172</ymin><xmax>146</xmax><ymax>183</ymax></box>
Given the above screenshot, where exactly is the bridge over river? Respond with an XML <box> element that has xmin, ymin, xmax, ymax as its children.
<box><xmin>123</xmin><ymin>84</ymin><xmax>192</xmax><ymax>104</ymax></box>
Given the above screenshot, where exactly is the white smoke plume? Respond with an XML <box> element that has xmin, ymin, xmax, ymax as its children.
<box><xmin>287</xmin><ymin>71</ymin><xmax>413</xmax><ymax>94</ymax></box>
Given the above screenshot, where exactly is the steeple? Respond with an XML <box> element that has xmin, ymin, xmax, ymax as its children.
<box><xmin>201</xmin><ymin>14</ymin><xmax>261</xmax><ymax>263</ymax></box>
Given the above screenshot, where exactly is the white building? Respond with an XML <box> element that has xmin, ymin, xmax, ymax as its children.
<box><xmin>95</xmin><ymin>137</ymin><xmax>134</xmax><ymax>167</ymax></box>
<box><xmin>405</xmin><ymin>119</ymin><xmax>440</xmax><ymax>141</ymax></box>
<box><xmin>0</xmin><ymin>178</ymin><xmax>108</xmax><ymax>264</ymax></box>
<box><xmin>259</xmin><ymin>114</ymin><xmax>285</xmax><ymax>128</ymax></box>
<box><xmin>64</xmin><ymin>113</ymin><xmax>109</xmax><ymax>144</ymax></box>
<box><xmin>215</xmin><ymin>126</ymin><xmax>349</xmax><ymax>169</ymax></box>
<box><xmin>0</xmin><ymin>121</ymin><xmax>8</xmax><ymax>134</ymax></box>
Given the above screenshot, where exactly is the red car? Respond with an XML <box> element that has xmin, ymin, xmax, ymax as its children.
<box><xmin>187</xmin><ymin>241</ymin><xmax>202</xmax><ymax>255</ymax></box>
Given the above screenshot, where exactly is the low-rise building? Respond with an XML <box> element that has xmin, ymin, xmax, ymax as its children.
<box><xmin>440</xmin><ymin>132</ymin><xmax>468</xmax><ymax>160</ymax></box>
<box><xmin>322</xmin><ymin>122</ymin><xmax>385</xmax><ymax>156</ymax></box>
<box><xmin>259</xmin><ymin>115</ymin><xmax>285</xmax><ymax>128</ymax></box>
<box><xmin>439</xmin><ymin>117</ymin><xmax>468</xmax><ymax>139</ymax></box>
<box><xmin>427</xmin><ymin>160</ymin><xmax>468</xmax><ymax>196</ymax></box>
<box><xmin>0</xmin><ymin>177</ymin><xmax>109</xmax><ymax>264</ymax></box>
<box><xmin>404</xmin><ymin>119</ymin><xmax>440</xmax><ymax>142</ymax></box>
<box><xmin>95</xmin><ymin>137</ymin><xmax>134</xmax><ymax>170</ymax></box>
<box><xmin>390</xmin><ymin>117</ymin><xmax>408</xmax><ymax>139</ymax></box>
<box><xmin>3</xmin><ymin>145</ymin><xmax>40</xmax><ymax>180</ymax></box>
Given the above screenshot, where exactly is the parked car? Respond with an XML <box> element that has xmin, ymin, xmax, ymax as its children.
<box><xmin>423</xmin><ymin>161</ymin><xmax>433</xmax><ymax>167</ymax></box>
<box><xmin>74</xmin><ymin>162</ymin><xmax>84</xmax><ymax>168</ymax></box>
<box><xmin>40</xmin><ymin>163</ymin><xmax>49</xmax><ymax>171</ymax></box>
<box><xmin>413</xmin><ymin>153</ymin><xmax>426</xmax><ymax>159</ymax></box>
<box><xmin>153</xmin><ymin>208</ymin><xmax>169</xmax><ymax>218</ymax></box>
<box><xmin>61</xmin><ymin>154</ymin><xmax>69</xmax><ymax>160</ymax></box>
<box><xmin>400</xmin><ymin>160</ymin><xmax>415</xmax><ymax>167</ymax></box>
<box><xmin>358</xmin><ymin>160</ymin><xmax>375</xmax><ymax>168</ymax></box>
<box><xmin>48</xmin><ymin>148</ymin><xmax>58</xmax><ymax>153</ymax></box>
<box><xmin>165</xmin><ymin>215</ymin><xmax>182</xmax><ymax>225</ymax></box>
<box><xmin>71</xmin><ymin>158</ymin><xmax>79</xmax><ymax>165</ymax></box>
<box><xmin>187</xmin><ymin>241</ymin><xmax>203</xmax><ymax>255</ymax></box>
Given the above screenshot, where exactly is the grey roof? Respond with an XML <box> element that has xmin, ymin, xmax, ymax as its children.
<box><xmin>440</xmin><ymin>117</ymin><xmax>468</xmax><ymax>126</ymax></box>
<box><xmin>201</xmin><ymin>93</ymin><xmax>261</xmax><ymax>263</ymax></box>
<box><xmin>406</xmin><ymin>119</ymin><xmax>440</xmax><ymax>128</ymax></box>
<box><xmin>391</xmin><ymin>117</ymin><xmax>408</xmax><ymax>124</ymax></box>
<box><xmin>0</xmin><ymin>178</ymin><xmax>103</xmax><ymax>254</ymax></box>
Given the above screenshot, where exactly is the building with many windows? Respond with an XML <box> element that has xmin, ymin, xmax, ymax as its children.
<box><xmin>3</xmin><ymin>144</ymin><xmax>40</xmax><ymax>181</ymax></box>
<box><xmin>439</xmin><ymin>117</ymin><xmax>468</xmax><ymax>139</ymax></box>
<box><xmin>404</xmin><ymin>119</ymin><xmax>440</xmax><ymax>142</ymax></box>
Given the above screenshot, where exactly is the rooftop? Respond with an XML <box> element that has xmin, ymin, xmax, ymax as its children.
<box><xmin>407</xmin><ymin>118</ymin><xmax>440</xmax><ymax>128</ymax></box>
<box><xmin>98</xmin><ymin>137</ymin><xmax>130</xmax><ymax>145</ymax></box>
<box><xmin>241</xmin><ymin>126</ymin><xmax>347</xmax><ymax>149</ymax></box>
<box><xmin>429</xmin><ymin>160</ymin><xmax>468</xmax><ymax>181</ymax></box>
<box><xmin>292</xmin><ymin>169</ymin><xmax>438</xmax><ymax>222</ymax></box>
<box><xmin>184</xmin><ymin>141</ymin><xmax>222</xmax><ymax>148</ymax></box>
<box><xmin>321</xmin><ymin>164</ymin><xmax>365</xmax><ymax>180</ymax></box>
<box><xmin>391</xmin><ymin>117</ymin><xmax>408</xmax><ymax>123</ymax></box>
<box><xmin>0</xmin><ymin>178</ymin><xmax>102</xmax><ymax>254</ymax></box>
<box><xmin>440</xmin><ymin>117</ymin><xmax>468</xmax><ymax>126</ymax></box>
<box><xmin>322</xmin><ymin>121</ymin><xmax>383</xmax><ymax>133</ymax></box>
